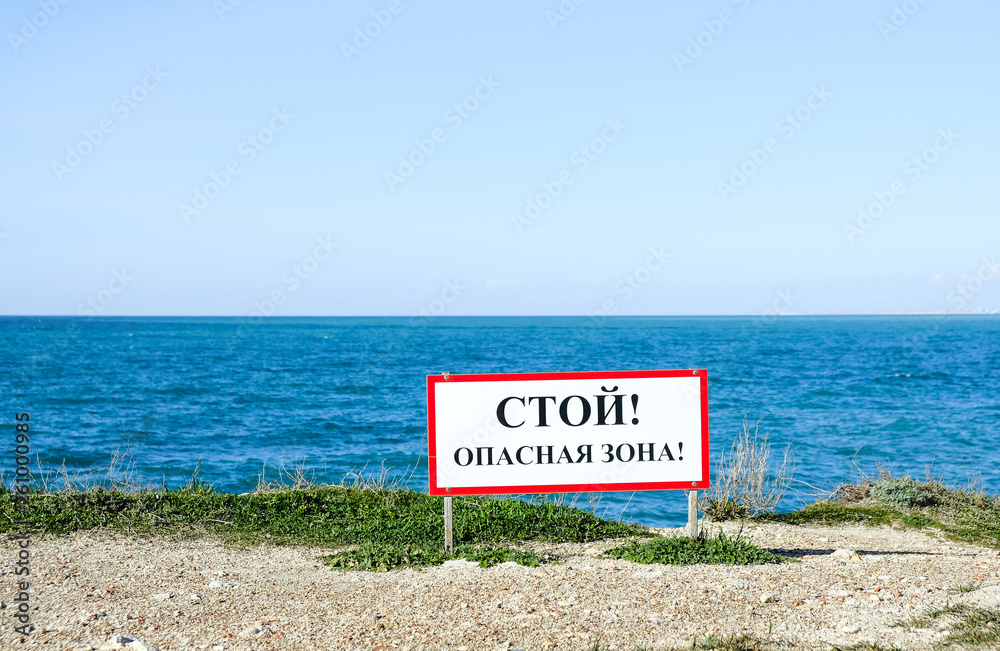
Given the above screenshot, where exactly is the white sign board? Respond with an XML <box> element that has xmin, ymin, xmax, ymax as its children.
<box><xmin>427</xmin><ymin>369</ymin><xmax>709</xmax><ymax>495</ymax></box>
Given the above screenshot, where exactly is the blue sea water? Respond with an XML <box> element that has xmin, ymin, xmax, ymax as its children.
<box><xmin>1</xmin><ymin>316</ymin><xmax>998</xmax><ymax>528</ymax></box>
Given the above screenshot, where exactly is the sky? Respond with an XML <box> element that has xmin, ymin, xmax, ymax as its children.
<box><xmin>1</xmin><ymin>0</ymin><xmax>998</xmax><ymax>317</ymax></box>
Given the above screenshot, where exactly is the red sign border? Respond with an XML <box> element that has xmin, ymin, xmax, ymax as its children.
<box><xmin>427</xmin><ymin>369</ymin><xmax>709</xmax><ymax>496</ymax></box>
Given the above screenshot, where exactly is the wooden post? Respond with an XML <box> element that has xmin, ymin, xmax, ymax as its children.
<box><xmin>687</xmin><ymin>490</ymin><xmax>699</xmax><ymax>540</ymax></box>
<box><xmin>443</xmin><ymin>496</ymin><xmax>454</xmax><ymax>553</ymax></box>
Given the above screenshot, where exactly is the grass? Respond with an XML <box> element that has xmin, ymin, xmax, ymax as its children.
<box><xmin>8</xmin><ymin>445</ymin><xmax>998</xmax><ymax>576</ymax></box>
<box><xmin>702</xmin><ymin>418</ymin><xmax>793</xmax><ymax>521</ymax></box>
<box><xmin>0</xmin><ymin>480</ymin><xmax>650</xmax><ymax>570</ymax></box>
<box><xmin>900</xmin><ymin>604</ymin><xmax>1000</xmax><ymax>649</ymax></box>
<box><xmin>753</xmin><ymin>471</ymin><xmax>1000</xmax><ymax>549</ymax></box>
<box><xmin>949</xmin><ymin>581</ymin><xmax>981</xmax><ymax>594</ymax></box>
<box><xmin>754</xmin><ymin>501</ymin><xmax>901</xmax><ymax>527</ymax></box>
<box><xmin>686</xmin><ymin>635</ymin><xmax>772</xmax><ymax>651</ymax></box>
<box><xmin>591</xmin><ymin>639</ymin><xmax>781</xmax><ymax>651</ymax></box>
<box><xmin>589</xmin><ymin>634</ymin><xmax>907</xmax><ymax>651</ymax></box>
<box><xmin>0</xmin><ymin>484</ymin><xmax>647</xmax><ymax>545</ymax></box>
<box><xmin>696</xmin><ymin>420</ymin><xmax>1000</xmax><ymax>554</ymax></box>
<box><xmin>320</xmin><ymin>541</ymin><xmax>546</xmax><ymax>571</ymax></box>
<box><xmin>603</xmin><ymin>529</ymin><xmax>787</xmax><ymax>566</ymax></box>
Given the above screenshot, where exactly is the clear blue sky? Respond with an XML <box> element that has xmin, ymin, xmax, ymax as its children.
<box><xmin>2</xmin><ymin>0</ymin><xmax>997</xmax><ymax>316</ymax></box>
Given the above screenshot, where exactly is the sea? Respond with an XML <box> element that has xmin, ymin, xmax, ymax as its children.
<box><xmin>1</xmin><ymin>316</ymin><xmax>998</xmax><ymax>528</ymax></box>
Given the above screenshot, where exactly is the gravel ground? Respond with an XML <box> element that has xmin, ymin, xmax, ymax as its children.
<box><xmin>2</xmin><ymin>522</ymin><xmax>999</xmax><ymax>650</ymax></box>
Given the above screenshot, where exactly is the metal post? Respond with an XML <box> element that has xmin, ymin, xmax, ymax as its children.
<box><xmin>687</xmin><ymin>490</ymin><xmax>699</xmax><ymax>540</ymax></box>
<box><xmin>441</xmin><ymin>371</ymin><xmax>454</xmax><ymax>554</ymax></box>
<box><xmin>443</xmin><ymin>496</ymin><xmax>454</xmax><ymax>553</ymax></box>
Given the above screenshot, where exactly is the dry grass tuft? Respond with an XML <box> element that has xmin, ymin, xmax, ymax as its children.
<box><xmin>335</xmin><ymin>458</ymin><xmax>420</xmax><ymax>492</ymax></box>
<box><xmin>830</xmin><ymin>462</ymin><xmax>890</xmax><ymax>503</ymax></box>
<box><xmin>25</xmin><ymin>445</ymin><xmax>166</xmax><ymax>494</ymax></box>
<box><xmin>702</xmin><ymin>418</ymin><xmax>793</xmax><ymax>520</ymax></box>
<box><xmin>253</xmin><ymin>458</ymin><xmax>320</xmax><ymax>493</ymax></box>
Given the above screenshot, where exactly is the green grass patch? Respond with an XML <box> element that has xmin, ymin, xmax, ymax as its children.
<box><xmin>754</xmin><ymin>501</ymin><xmax>902</xmax><ymax>527</ymax></box>
<box><xmin>596</xmin><ymin>633</ymin><xmax>901</xmax><ymax>651</ymax></box>
<box><xmin>918</xmin><ymin>486</ymin><xmax>1000</xmax><ymax>549</ymax></box>
<box><xmin>321</xmin><ymin>542</ymin><xmax>543</xmax><ymax>571</ymax></box>
<box><xmin>684</xmin><ymin>633</ymin><xmax>805</xmax><ymax>650</ymax></box>
<box><xmin>901</xmin><ymin>604</ymin><xmax>1000</xmax><ymax>649</ymax></box>
<box><xmin>687</xmin><ymin>634</ymin><xmax>775</xmax><ymax>650</ymax></box>
<box><xmin>702</xmin><ymin>497</ymin><xmax>748</xmax><ymax>521</ymax></box>
<box><xmin>898</xmin><ymin>513</ymin><xmax>935</xmax><ymax>528</ymax></box>
<box><xmin>603</xmin><ymin>530</ymin><xmax>786</xmax><ymax>566</ymax></box>
<box><xmin>755</xmin><ymin>475</ymin><xmax>1000</xmax><ymax>549</ymax></box>
<box><xmin>949</xmin><ymin>582</ymin><xmax>981</xmax><ymax>595</ymax></box>
<box><xmin>870</xmin><ymin>477</ymin><xmax>938</xmax><ymax>508</ymax></box>
<box><xmin>0</xmin><ymin>485</ymin><xmax>645</xmax><ymax>545</ymax></box>
<box><xmin>0</xmin><ymin>484</ymin><xmax>648</xmax><ymax>570</ymax></box>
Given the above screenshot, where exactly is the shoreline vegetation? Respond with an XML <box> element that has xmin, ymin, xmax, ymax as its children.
<box><xmin>2</xmin><ymin>462</ymin><xmax>998</xmax><ymax>557</ymax></box>
<box><xmin>4</xmin><ymin>424</ymin><xmax>999</xmax><ymax>562</ymax></box>
<box><xmin>3</xmin><ymin>433</ymin><xmax>999</xmax><ymax>650</ymax></box>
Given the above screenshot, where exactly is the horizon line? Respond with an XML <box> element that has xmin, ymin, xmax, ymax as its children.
<box><xmin>1</xmin><ymin>312</ymin><xmax>998</xmax><ymax>319</ymax></box>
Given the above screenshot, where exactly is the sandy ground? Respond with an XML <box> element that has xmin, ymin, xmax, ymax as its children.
<box><xmin>2</xmin><ymin>521</ymin><xmax>999</xmax><ymax>650</ymax></box>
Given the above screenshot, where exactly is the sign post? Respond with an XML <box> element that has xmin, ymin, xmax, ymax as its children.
<box><xmin>687</xmin><ymin>489</ymin><xmax>699</xmax><ymax>540</ymax></box>
<box><xmin>427</xmin><ymin>369</ymin><xmax>709</xmax><ymax>543</ymax></box>
<box><xmin>443</xmin><ymin>495</ymin><xmax>454</xmax><ymax>553</ymax></box>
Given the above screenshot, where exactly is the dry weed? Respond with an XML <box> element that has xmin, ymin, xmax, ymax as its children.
<box><xmin>702</xmin><ymin>418</ymin><xmax>793</xmax><ymax>519</ymax></box>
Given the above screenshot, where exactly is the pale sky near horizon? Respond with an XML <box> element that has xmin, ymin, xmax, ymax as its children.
<box><xmin>1</xmin><ymin>1</ymin><xmax>998</xmax><ymax>317</ymax></box>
